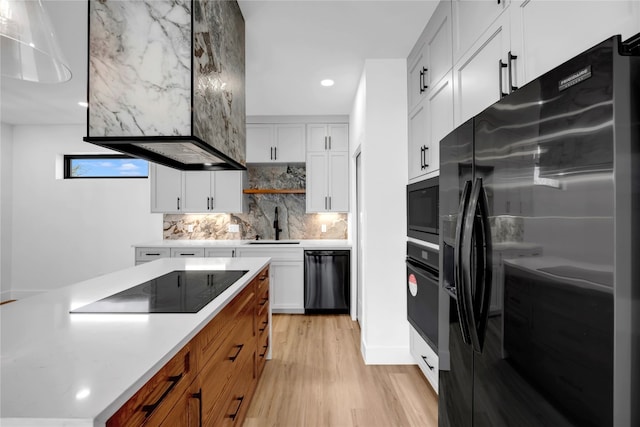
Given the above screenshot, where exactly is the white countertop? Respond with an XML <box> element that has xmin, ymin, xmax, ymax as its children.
<box><xmin>135</xmin><ymin>239</ymin><xmax>352</xmax><ymax>249</ymax></box>
<box><xmin>0</xmin><ymin>257</ymin><xmax>270</xmax><ymax>426</ymax></box>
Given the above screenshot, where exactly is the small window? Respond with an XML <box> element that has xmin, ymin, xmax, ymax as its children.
<box><xmin>64</xmin><ymin>155</ymin><xmax>149</xmax><ymax>179</ymax></box>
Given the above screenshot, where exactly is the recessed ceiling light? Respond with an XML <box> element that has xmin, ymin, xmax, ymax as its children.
<box><xmin>78</xmin><ymin>101</ymin><xmax>88</xmax><ymax>108</ymax></box>
<box><xmin>320</xmin><ymin>79</ymin><xmax>334</xmax><ymax>87</ymax></box>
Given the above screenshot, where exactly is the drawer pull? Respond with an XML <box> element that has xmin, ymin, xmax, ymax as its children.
<box><xmin>141</xmin><ymin>373</ymin><xmax>183</xmax><ymax>417</ymax></box>
<box><xmin>145</xmin><ymin>253</ymin><xmax>161</xmax><ymax>256</ymax></box>
<box><xmin>259</xmin><ymin>321</ymin><xmax>268</xmax><ymax>332</ymax></box>
<box><xmin>259</xmin><ymin>297</ymin><xmax>269</xmax><ymax>306</ymax></box>
<box><xmin>228</xmin><ymin>396</ymin><xmax>244</xmax><ymax>420</ymax></box>
<box><xmin>228</xmin><ymin>344</ymin><xmax>244</xmax><ymax>362</ymax></box>
<box><xmin>260</xmin><ymin>345</ymin><xmax>268</xmax><ymax>358</ymax></box>
<box><xmin>421</xmin><ymin>355</ymin><xmax>435</xmax><ymax>371</ymax></box>
<box><xmin>191</xmin><ymin>389</ymin><xmax>202</xmax><ymax>427</ymax></box>
<box><xmin>259</xmin><ymin>275</ymin><xmax>268</xmax><ymax>281</ymax></box>
<box><xmin>180</xmin><ymin>253</ymin><xmax>196</xmax><ymax>256</ymax></box>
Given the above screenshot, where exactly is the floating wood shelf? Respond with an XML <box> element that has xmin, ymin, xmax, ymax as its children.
<box><xmin>243</xmin><ymin>188</ymin><xmax>306</xmax><ymax>194</ymax></box>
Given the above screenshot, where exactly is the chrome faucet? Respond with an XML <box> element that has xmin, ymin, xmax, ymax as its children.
<box><xmin>274</xmin><ymin>207</ymin><xmax>282</xmax><ymax>240</ymax></box>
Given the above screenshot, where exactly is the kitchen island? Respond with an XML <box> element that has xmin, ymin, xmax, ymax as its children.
<box><xmin>0</xmin><ymin>257</ymin><xmax>271</xmax><ymax>426</ymax></box>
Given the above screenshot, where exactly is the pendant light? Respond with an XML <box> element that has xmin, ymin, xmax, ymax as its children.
<box><xmin>0</xmin><ymin>0</ymin><xmax>71</xmax><ymax>83</ymax></box>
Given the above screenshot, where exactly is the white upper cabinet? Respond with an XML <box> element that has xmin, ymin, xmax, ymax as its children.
<box><xmin>150</xmin><ymin>163</ymin><xmax>183</xmax><ymax>213</ymax></box>
<box><xmin>510</xmin><ymin>0</ymin><xmax>640</xmax><ymax>87</ymax></box>
<box><xmin>407</xmin><ymin>1</ymin><xmax>453</xmax><ymax>113</ymax></box>
<box><xmin>453</xmin><ymin>11</ymin><xmax>512</xmax><ymax>127</ymax></box>
<box><xmin>452</xmin><ymin>0</ymin><xmax>509</xmax><ymax>63</ymax></box>
<box><xmin>305</xmin><ymin>124</ymin><xmax>349</xmax><ymax>213</ymax></box>
<box><xmin>246</xmin><ymin>123</ymin><xmax>305</xmax><ymax>163</ymax></box>
<box><xmin>307</xmin><ymin>124</ymin><xmax>349</xmax><ymax>152</ymax></box>
<box><xmin>151</xmin><ymin>164</ymin><xmax>246</xmax><ymax>213</ymax></box>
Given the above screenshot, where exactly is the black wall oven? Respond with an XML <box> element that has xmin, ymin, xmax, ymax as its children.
<box><xmin>407</xmin><ymin>177</ymin><xmax>439</xmax><ymax>244</ymax></box>
<box><xmin>406</xmin><ymin>241</ymin><xmax>439</xmax><ymax>352</ymax></box>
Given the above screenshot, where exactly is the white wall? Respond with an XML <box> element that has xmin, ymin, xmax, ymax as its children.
<box><xmin>1</xmin><ymin>123</ymin><xmax>14</xmax><ymax>300</ymax></box>
<box><xmin>350</xmin><ymin>59</ymin><xmax>411</xmax><ymax>364</ymax></box>
<box><xmin>9</xmin><ymin>125</ymin><xmax>162</xmax><ymax>298</ymax></box>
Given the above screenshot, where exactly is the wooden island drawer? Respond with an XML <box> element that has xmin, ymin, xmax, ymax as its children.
<box><xmin>107</xmin><ymin>344</ymin><xmax>194</xmax><ymax>427</ymax></box>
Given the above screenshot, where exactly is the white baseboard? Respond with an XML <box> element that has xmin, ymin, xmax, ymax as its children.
<box><xmin>360</xmin><ymin>335</ymin><xmax>415</xmax><ymax>365</ymax></box>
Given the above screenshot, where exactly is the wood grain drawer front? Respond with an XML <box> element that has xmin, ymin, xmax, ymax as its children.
<box><xmin>136</xmin><ymin>247</ymin><xmax>171</xmax><ymax>262</ymax></box>
<box><xmin>257</xmin><ymin>332</ymin><xmax>269</xmax><ymax>378</ymax></box>
<box><xmin>107</xmin><ymin>344</ymin><xmax>193</xmax><ymax>427</ymax></box>
<box><xmin>256</xmin><ymin>267</ymin><xmax>269</xmax><ymax>295</ymax></box>
<box><xmin>195</xmin><ymin>285</ymin><xmax>255</xmax><ymax>372</ymax></box>
<box><xmin>170</xmin><ymin>248</ymin><xmax>205</xmax><ymax>258</ymax></box>
<box><xmin>199</xmin><ymin>310</ymin><xmax>255</xmax><ymax>424</ymax></box>
<box><xmin>158</xmin><ymin>380</ymin><xmax>202</xmax><ymax>427</ymax></box>
<box><xmin>210</xmin><ymin>355</ymin><xmax>257</xmax><ymax>427</ymax></box>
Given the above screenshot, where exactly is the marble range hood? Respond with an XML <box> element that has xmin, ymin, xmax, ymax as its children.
<box><xmin>83</xmin><ymin>0</ymin><xmax>246</xmax><ymax>171</ymax></box>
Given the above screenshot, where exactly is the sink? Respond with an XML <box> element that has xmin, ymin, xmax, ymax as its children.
<box><xmin>246</xmin><ymin>241</ymin><xmax>300</xmax><ymax>245</ymax></box>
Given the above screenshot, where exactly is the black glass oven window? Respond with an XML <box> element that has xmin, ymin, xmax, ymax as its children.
<box><xmin>71</xmin><ymin>270</ymin><xmax>248</xmax><ymax>313</ymax></box>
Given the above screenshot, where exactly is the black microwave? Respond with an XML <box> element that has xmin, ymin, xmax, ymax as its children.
<box><xmin>407</xmin><ymin>177</ymin><xmax>439</xmax><ymax>244</ymax></box>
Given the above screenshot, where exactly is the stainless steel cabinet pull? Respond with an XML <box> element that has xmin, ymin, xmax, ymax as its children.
<box><xmin>508</xmin><ymin>51</ymin><xmax>518</xmax><ymax>92</ymax></box>
<box><xmin>141</xmin><ymin>373</ymin><xmax>183</xmax><ymax>417</ymax></box>
<box><xmin>228</xmin><ymin>396</ymin><xmax>244</xmax><ymax>420</ymax></box>
<box><xmin>421</xmin><ymin>355</ymin><xmax>435</xmax><ymax>370</ymax></box>
<box><xmin>499</xmin><ymin>59</ymin><xmax>508</xmax><ymax>98</ymax></box>
<box><xmin>228</xmin><ymin>344</ymin><xmax>244</xmax><ymax>362</ymax></box>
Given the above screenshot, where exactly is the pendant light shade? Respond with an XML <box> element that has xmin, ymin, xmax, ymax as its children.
<box><xmin>0</xmin><ymin>0</ymin><xmax>71</xmax><ymax>83</ymax></box>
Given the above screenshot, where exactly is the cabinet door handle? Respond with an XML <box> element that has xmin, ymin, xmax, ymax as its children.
<box><xmin>228</xmin><ymin>396</ymin><xmax>244</xmax><ymax>420</ymax></box>
<box><xmin>422</xmin><ymin>146</ymin><xmax>429</xmax><ymax>170</ymax></box>
<box><xmin>419</xmin><ymin>67</ymin><xmax>428</xmax><ymax>93</ymax></box>
<box><xmin>329</xmin><ymin>196</ymin><xmax>332</xmax><ymax>210</ymax></box>
<box><xmin>177</xmin><ymin>197</ymin><xmax>180</xmax><ymax>211</ymax></box>
<box><xmin>421</xmin><ymin>355</ymin><xmax>435</xmax><ymax>371</ymax></box>
<box><xmin>228</xmin><ymin>344</ymin><xmax>244</xmax><ymax>362</ymax></box>
<box><xmin>325</xmin><ymin>196</ymin><xmax>328</xmax><ymax>210</ymax></box>
<box><xmin>141</xmin><ymin>373</ymin><xmax>183</xmax><ymax>417</ymax></box>
<box><xmin>420</xmin><ymin>146</ymin><xmax>424</xmax><ymax>169</ymax></box>
<box><xmin>274</xmin><ymin>146</ymin><xmax>277</xmax><ymax>160</ymax></box>
<box><xmin>207</xmin><ymin>197</ymin><xmax>210</xmax><ymax>210</ymax></box>
<box><xmin>270</xmin><ymin>147</ymin><xmax>273</xmax><ymax>160</ymax></box>
<box><xmin>324</xmin><ymin>136</ymin><xmax>328</xmax><ymax>150</ymax></box>
<box><xmin>328</xmin><ymin>136</ymin><xmax>332</xmax><ymax>150</ymax></box>
<box><xmin>191</xmin><ymin>389</ymin><xmax>203</xmax><ymax>427</ymax></box>
<box><xmin>232</xmin><ymin>249</ymin><xmax>236</xmax><ymax>257</ymax></box>
<box><xmin>508</xmin><ymin>51</ymin><xmax>518</xmax><ymax>92</ymax></box>
<box><xmin>499</xmin><ymin>59</ymin><xmax>508</xmax><ymax>98</ymax></box>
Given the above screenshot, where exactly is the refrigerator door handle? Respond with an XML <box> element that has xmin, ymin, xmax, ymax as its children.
<box><xmin>454</xmin><ymin>180</ymin><xmax>473</xmax><ymax>346</ymax></box>
<box><xmin>462</xmin><ymin>178</ymin><xmax>493</xmax><ymax>353</ymax></box>
<box><xmin>475</xmin><ymin>179</ymin><xmax>493</xmax><ymax>351</ymax></box>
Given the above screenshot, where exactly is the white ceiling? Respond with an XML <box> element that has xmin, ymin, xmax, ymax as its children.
<box><xmin>0</xmin><ymin>0</ymin><xmax>438</xmax><ymax>125</ymax></box>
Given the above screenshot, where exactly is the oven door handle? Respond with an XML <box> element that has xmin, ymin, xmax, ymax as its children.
<box><xmin>454</xmin><ymin>180</ymin><xmax>473</xmax><ymax>346</ymax></box>
<box><xmin>406</xmin><ymin>259</ymin><xmax>438</xmax><ymax>283</ymax></box>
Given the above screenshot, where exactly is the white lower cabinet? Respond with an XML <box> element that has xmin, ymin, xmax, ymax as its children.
<box><xmin>410</xmin><ymin>325</ymin><xmax>439</xmax><ymax>393</ymax></box>
<box><xmin>170</xmin><ymin>248</ymin><xmax>205</xmax><ymax>258</ymax></box>
<box><xmin>236</xmin><ymin>247</ymin><xmax>304</xmax><ymax>314</ymax></box>
<box><xmin>134</xmin><ymin>247</ymin><xmax>171</xmax><ymax>265</ymax></box>
<box><xmin>204</xmin><ymin>248</ymin><xmax>237</xmax><ymax>258</ymax></box>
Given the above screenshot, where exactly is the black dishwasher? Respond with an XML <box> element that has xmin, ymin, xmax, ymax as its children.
<box><xmin>304</xmin><ymin>250</ymin><xmax>350</xmax><ymax>314</ymax></box>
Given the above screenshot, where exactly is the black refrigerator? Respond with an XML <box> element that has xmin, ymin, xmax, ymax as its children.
<box><xmin>438</xmin><ymin>34</ymin><xmax>639</xmax><ymax>427</ymax></box>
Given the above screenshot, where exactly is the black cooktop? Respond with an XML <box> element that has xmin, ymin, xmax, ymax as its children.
<box><xmin>70</xmin><ymin>270</ymin><xmax>248</xmax><ymax>314</ymax></box>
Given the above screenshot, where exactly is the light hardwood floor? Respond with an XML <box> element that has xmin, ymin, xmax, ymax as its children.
<box><xmin>244</xmin><ymin>314</ymin><xmax>438</xmax><ymax>427</ymax></box>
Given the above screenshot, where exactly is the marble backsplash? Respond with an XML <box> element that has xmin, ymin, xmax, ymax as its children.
<box><xmin>164</xmin><ymin>165</ymin><xmax>348</xmax><ymax>240</ymax></box>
